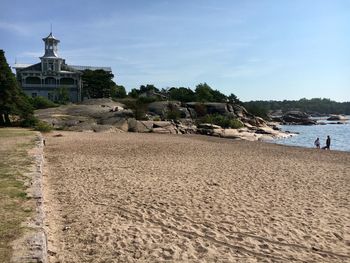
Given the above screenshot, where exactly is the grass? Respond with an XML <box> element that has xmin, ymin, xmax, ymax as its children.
<box><xmin>0</xmin><ymin>128</ymin><xmax>36</xmax><ymax>262</ymax></box>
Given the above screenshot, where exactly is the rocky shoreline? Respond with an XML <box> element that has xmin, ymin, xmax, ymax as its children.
<box><xmin>35</xmin><ymin>99</ymin><xmax>294</xmax><ymax>141</ymax></box>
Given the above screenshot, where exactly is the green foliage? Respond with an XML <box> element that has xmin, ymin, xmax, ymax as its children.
<box><xmin>34</xmin><ymin>121</ymin><xmax>53</xmax><ymax>132</ymax></box>
<box><xmin>228</xmin><ymin>93</ymin><xmax>243</xmax><ymax>105</ymax></box>
<box><xmin>128</xmin><ymin>84</ymin><xmax>160</xmax><ymax>99</ymax></box>
<box><xmin>138</xmin><ymin>96</ymin><xmax>157</xmax><ymax>104</ymax></box>
<box><xmin>0</xmin><ymin>50</ymin><xmax>34</xmax><ymax>126</ymax></box>
<box><xmin>121</xmin><ymin>98</ymin><xmax>148</xmax><ymax>120</ymax></box>
<box><xmin>168</xmin><ymin>87</ymin><xmax>195</xmax><ymax>102</ymax></box>
<box><xmin>244</xmin><ymin>104</ymin><xmax>269</xmax><ymax>119</ymax></box>
<box><xmin>111</xmin><ymin>84</ymin><xmax>127</xmax><ymax>98</ymax></box>
<box><xmin>29</xmin><ymin>96</ymin><xmax>58</xmax><ymax>109</ymax></box>
<box><xmin>20</xmin><ymin>115</ymin><xmax>39</xmax><ymax>128</ymax></box>
<box><xmin>55</xmin><ymin>86</ymin><xmax>70</xmax><ymax>104</ymax></box>
<box><xmin>198</xmin><ymin>114</ymin><xmax>244</xmax><ymax>129</ymax></box>
<box><xmin>165</xmin><ymin>103</ymin><xmax>181</xmax><ymax>120</ymax></box>
<box><xmin>82</xmin><ymin>69</ymin><xmax>116</xmax><ymax>98</ymax></box>
<box><xmin>128</xmin><ymin>88</ymin><xmax>139</xmax><ymax>98</ymax></box>
<box><xmin>195</xmin><ymin>83</ymin><xmax>228</xmax><ymax>102</ymax></box>
<box><xmin>244</xmin><ymin>98</ymin><xmax>350</xmax><ymax>115</ymax></box>
<box><xmin>195</xmin><ymin>83</ymin><xmax>214</xmax><ymax>102</ymax></box>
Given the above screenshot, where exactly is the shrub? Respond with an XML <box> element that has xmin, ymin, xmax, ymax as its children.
<box><xmin>30</xmin><ymin>96</ymin><xmax>58</xmax><ymax>109</ymax></box>
<box><xmin>34</xmin><ymin>121</ymin><xmax>53</xmax><ymax>132</ymax></box>
<box><xmin>198</xmin><ymin>113</ymin><xmax>243</xmax><ymax>129</ymax></box>
<box><xmin>165</xmin><ymin>103</ymin><xmax>181</xmax><ymax>120</ymax></box>
<box><xmin>20</xmin><ymin>115</ymin><xmax>39</xmax><ymax>127</ymax></box>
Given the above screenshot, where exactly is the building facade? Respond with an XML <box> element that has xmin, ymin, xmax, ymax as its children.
<box><xmin>14</xmin><ymin>32</ymin><xmax>111</xmax><ymax>102</ymax></box>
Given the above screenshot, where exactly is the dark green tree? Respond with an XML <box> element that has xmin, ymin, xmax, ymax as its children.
<box><xmin>195</xmin><ymin>83</ymin><xmax>214</xmax><ymax>102</ymax></box>
<box><xmin>228</xmin><ymin>93</ymin><xmax>242</xmax><ymax>105</ymax></box>
<box><xmin>82</xmin><ymin>69</ymin><xmax>117</xmax><ymax>98</ymax></box>
<box><xmin>55</xmin><ymin>86</ymin><xmax>70</xmax><ymax>104</ymax></box>
<box><xmin>111</xmin><ymin>84</ymin><xmax>127</xmax><ymax>98</ymax></box>
<box><xmin>0</xmin><ymin>50</ymin><xmax>34</xmax><ymax>126</ymax></box>
<box><xmin>128</xmin><ymin>88</ymin><xmax>139</xmax><ymax>98</ymax></box>
<box><xmin>168</xmin><ymin>87</ymin><xmax>195</xmax><ymax>102</ymax></box>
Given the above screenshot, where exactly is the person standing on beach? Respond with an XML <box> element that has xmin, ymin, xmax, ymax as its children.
<box><xmin>322</xmin><ymin>135</ymin><xmax>331</xmax><ymax>150</ymax></box>
<box><xmin>314</xmin><ymin>137</ymin><xmax>320</xmax><ymax>149</ymax></box>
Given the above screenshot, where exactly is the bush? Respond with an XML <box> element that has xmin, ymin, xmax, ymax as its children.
<box><xmin>20</xmin><ymin>115</ymin><xmax>39</xmax><ymax>127</ymax></box>
<box><xmin>30</xmin><ymin>96</ymin><xmax>58</xmax><ymax>109</ymax></box>
<box><xmin>165</xmin><ymin>103</ymin><xmax>181</xmax><ymax>120</ymax></box>
<box><xmin>34</xmin><ymin>121</ymin><xmax>53</xmax><ymax>132</ymax></box>
<box><xmin>198</xmin><ymin>114</ymin><xmax>243</xmax><ymax>129</ymax></box>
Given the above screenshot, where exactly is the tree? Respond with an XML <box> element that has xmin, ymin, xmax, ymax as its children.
<box><xmin>128</xmin><ymin>88</ymin><xmax>139</xmax><ymax>98</ymax></box>
<box><xmin>168</xmin><ymin>87</ymin><xmax>195</xmax><ymax>102</ymax></box>
<box><xmin>82</xmin><ymin>69</ymin><xmax>117</xmax><ymax>98</ymax></box>
<box><xmin>111</xmin><ymin>84</ymin><xmax>127</xmax><ymax>98</ymax></box>
<box><xmin>194</xmin><ymin>83</ymin><xmax>227</xmax><ymax>102</ymax></box>
<box><xmin>228</xmin><ymin>93</ymin><xmax>242</xmax><ymax>105</ymax></box>
<box><xmin>0</xmin><ymin>50</ymin><xmax>34</xmax><ymax>126</ymax></box>
<box><xmin>55</xmin><ymin>86</ymin><xmax>70</xmax><ymax>104</ymax></box>
<box><xmin>195</xmin><ymin>83</ymin><xmax>214</xmax><ymax>102</ymax></box>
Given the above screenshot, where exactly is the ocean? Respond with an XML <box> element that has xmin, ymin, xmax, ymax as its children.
<box><xmin>272</xmin><ymin>117</ymin><xmax>350</xmax><ymax>152</ymax></box>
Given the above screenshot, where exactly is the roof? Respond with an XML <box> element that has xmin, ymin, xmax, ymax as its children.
<box><xmin>13</xmin><ymin>63</ymin><xmax>33</xmax><ymax>69</ymax></box>
<box><xmin>42</xmin><ymin>32</ymin><xmax>60</xmax><ymax>42</ymax></box>
<box><xmin>13</xmin><ymin>63</ymin><xmax>42</xmax><ymax>71</ymax></box>
<box><xmin>69</xmin><ymin>65</ymin><xmax>112</xmax><ymax>72</ymax></box>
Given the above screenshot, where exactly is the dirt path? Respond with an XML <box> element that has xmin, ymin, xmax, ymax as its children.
<box><xmin>43</xmin><ymin>132</ymin><xmax>350</xmax><ymax>262</ymax></box>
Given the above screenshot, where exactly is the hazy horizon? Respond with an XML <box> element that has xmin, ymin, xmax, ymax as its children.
<box><xmin>1</xmin><ymin>0</ymin><xmax>349</xmax><ymax>102</ymax></box>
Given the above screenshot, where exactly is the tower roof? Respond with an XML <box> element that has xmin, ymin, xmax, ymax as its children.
<box><xmin>42</xmin><ymin>32</ymin><xmax>60</xmax><ymax>42</ymax></box>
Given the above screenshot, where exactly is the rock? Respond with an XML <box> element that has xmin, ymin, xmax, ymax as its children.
<box><xmin>127</xmin><ymin>119</ymin><xmax>152</xmax><ymax>133</ymax></box>
<box><xmin>204</xmin><ymin>103</ymin><xmax>229</xmax><ymax>115</ymax></box>
<box><xmin>152</xmin><ymin>127</ymin><xmax>172</xmax><ymax>134</ymax></box>
<box><xmin>148</xmin><ymin>101</ymin><xmax>181</xmax><ymax>116</ymax></box>
<box><xmin>153</xmin><ymin>121</ymin><xmax>173</xmax><ymax>128</ymax></box>
<box><xmin>282</xmin><ymin>111</ymin><xmax>316</xmax><ymax>125</ymax></box>
<box><xmin>114</xmin><ymin>118</ymin><xmax>129</xmax><ymax>132</ymax></box>
<box><xmin>327</xmin><ymin>115</ymin><xmax>348</xmax><ymax>121</ymax></box>
<box><xmin>176</xmin><ymin>123</ymin><xmax>197</xmax><ymax>134</ymax></box>
<box><xmin>197</xmin><ymin>123</ymin><xmax>222</xmax><ymax>129</ymax></box>
<box><xmin>178</xmin><ymin>107</ymin><xmax>191</xmax><ymax>118</ymax></box>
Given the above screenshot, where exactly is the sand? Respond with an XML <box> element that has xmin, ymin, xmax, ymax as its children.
<box><xmin>43</xmin><ymin>132</ymin><xmax>350</xmax><ymax>262</ymax></box>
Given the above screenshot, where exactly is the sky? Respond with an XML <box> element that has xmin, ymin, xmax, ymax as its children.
<box><xmin>1</xmin><ymin>0</ymin><xmax>349</xmax><ymax>102</ymax></box>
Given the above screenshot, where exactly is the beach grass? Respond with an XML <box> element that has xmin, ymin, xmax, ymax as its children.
<box><xmin>0</xmin><ymin>128</ymin><xmax>36</xmax><ymax>262</ymax></box>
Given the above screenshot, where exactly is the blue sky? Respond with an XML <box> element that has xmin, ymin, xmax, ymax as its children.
<box><xmin>1</xmin><ymin>0</ymin><xmax>349</xmax><ymax>102</ymax></box>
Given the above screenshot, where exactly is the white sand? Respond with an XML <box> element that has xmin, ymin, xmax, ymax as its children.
<box><xmin>43</xmin><ymin>132</ymin><xmax>350</xmax><ymax>262</ymax></box>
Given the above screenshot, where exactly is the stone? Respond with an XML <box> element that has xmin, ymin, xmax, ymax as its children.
<box><xmin>327</xmin><ymin>115</ymin><xmax>348</xmax><ymax>121</ymax></box>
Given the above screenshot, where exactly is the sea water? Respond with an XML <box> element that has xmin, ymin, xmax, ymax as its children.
<box><xmin>273</xmin><ymin>117</ymin><xmax>350</xmax><ymax>152</ymax></box>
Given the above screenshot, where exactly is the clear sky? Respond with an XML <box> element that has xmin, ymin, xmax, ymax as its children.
<box><xmin>1</xmin><ymin>0</ymin><xmax>349</xmax><ymax>102</ymax></box>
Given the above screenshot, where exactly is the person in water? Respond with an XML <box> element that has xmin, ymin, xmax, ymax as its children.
<box><xmin>322</xmin><ymin>135</ymin><xmax>331</xmax><ymax>150</ymax></box>
<box><xmin>314</xmin><ymin>137</ymin><xmax>320</xmax><ymax>149</ymax></box>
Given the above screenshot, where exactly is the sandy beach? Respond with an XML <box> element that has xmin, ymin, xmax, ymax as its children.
<box><xmin>43</xmin><ymin>132</ymin><xmax>350</xmax><ymax>262</ymax></box>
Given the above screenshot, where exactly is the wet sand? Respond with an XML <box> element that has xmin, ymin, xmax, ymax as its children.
<box><xmin>43</xmin><ymin>132</ymin><xmax>350</xmax><ymax>262</ymax></box>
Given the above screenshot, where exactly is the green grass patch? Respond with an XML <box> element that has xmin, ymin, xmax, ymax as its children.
<box><xmin>0</xmin><ymin>128</ymin><xmax>36</xmax><ymax>262</ymax></box>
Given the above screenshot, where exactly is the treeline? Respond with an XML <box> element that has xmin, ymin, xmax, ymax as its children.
<box><xmin>81</xmin><ymin>70</ymin><xmax>242</xmax><ymax>103</ymax></box>
<box><xmin>244</xmin><ymin>98</ymin><xmax>350</xmax><ymax>117</ymax></box>
<box><xmin>128</xmin><ymin>83</ymin><xmax>242</xmax><ymax>104</ymax></box>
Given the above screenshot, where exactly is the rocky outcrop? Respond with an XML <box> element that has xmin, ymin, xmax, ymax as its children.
<box><xmin>35</xmin><ymin>98</ymin><xmax>287</xmax><ymax>140</ymax></box>
<box><xmin>327</xmin><ymin>115</ymin><xmax>348</xmax><ymax>121</ymax></box>
<box><xmin>281</xmin><ymin>111</ymin><xmax>316</xmax><ymax>125</ymax></box>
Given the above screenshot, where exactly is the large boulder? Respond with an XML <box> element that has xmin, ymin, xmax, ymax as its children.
<box><xmin>282</xmin><ymin>111</ymin><xmax>316</xmax><ymax>125</ymax></box>
<box><xmin>185</xmin><ymin>102</ymin><xmax>229</xmax><ymax>115</ymax></box>
<box><xmin>127</xmin><ymin>118</ymin><xmax>152</xmax><ymax>133</ymax></box>
<box><xmin>327</xmin><ymin>115</ymin><xmax>348</xmax><ymax>121</ymax></box>
<box><xmin>148</xmin><ymin>101</ymin><xmax>181</xmax><ymax>116</ymax></box>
